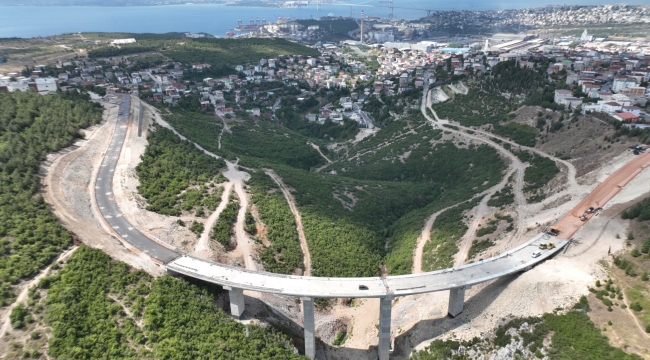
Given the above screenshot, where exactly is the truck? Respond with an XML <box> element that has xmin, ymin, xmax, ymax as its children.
<box><xmin>547</xmin><ymin>226</ymin><xmax>560</xmax><ymax>236</ymax></box>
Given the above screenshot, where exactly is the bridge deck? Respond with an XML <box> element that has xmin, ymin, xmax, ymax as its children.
<box><xmin>167</xmin><ymin>233</ymin><xmax>567</xmax><ymax>298</ymax></box>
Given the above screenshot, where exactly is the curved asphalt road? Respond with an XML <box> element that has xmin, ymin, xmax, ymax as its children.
<box><xmin>94</xmin><ymin>95</ymin><xmax>179</xmax><ymax>263</ymax></box>
<box><xmin>91</xmin><ymin>94</ymin><xmax>569</xmax><ymax>298</ymax></box>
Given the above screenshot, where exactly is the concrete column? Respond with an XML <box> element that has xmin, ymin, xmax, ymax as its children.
<box><xmin>301</xmin><ymin>297</ymin><xmax>316</xmax><ymax>360</ymax></box>
<box><xmin>447</xmin><ymin>287</ymin><xmax>466</xmax><ymax>318</ymax></box>
<box><xmin>223</xmin><ymin>286</ymin><xmax>245</xmax><ymax>319</ymax></box>
<box><xmin>378</xmin><ymin>296</ymin><xmax>394</xmax><ymax>360</ymax></box>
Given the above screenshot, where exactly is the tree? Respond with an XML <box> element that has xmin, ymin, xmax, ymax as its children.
<box><xmin>630</xmin><ymin>302</ymin><xmax>643</xmax><ymax>312</ymax></box>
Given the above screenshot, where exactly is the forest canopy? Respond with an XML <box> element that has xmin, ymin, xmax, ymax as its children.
<box><xmin>0</xmin><ymin>91</ymin><xmax>102</xmax><ymax>306</ymax></box>
<box><xmin>40</xmin><ymin>246</ymin><xmax>305</xmax><ymax>359</ymax></box>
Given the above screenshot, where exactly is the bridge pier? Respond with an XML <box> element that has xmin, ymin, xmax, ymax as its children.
<box><xmin>301</xmin><ymin>297</ymin><xmax>316</xmax><ymax>359</ymax></box>
<box><xmin>448</xmin><ymin>286</ymin><xmax>470</xmax><ymax>318</ymax></box>
<box><xmin>378</xmin><ymin>296</ymin><xmax>394</xmax><ymax>360</ymax></box>
<box><xmin>223</xmin><ymin>286</ymin><xmax>245</xmax><ymax>319</ymax></box>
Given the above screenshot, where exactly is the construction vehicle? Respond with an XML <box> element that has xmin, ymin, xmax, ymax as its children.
<box><xmin>547</xmin><ymin>226</ymin><xmax>560</xmax><ymax>236</ymax></box>
<box><xmin>580</xmin><ymin>214</ymin><xmax>588</xmax><ymax>221</ymax></box>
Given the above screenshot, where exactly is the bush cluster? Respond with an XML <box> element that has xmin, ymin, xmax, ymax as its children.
<box><xmin>0</xmin><ymin>91</ymin><xmax>102</xmax><ymax>306</ymax></box>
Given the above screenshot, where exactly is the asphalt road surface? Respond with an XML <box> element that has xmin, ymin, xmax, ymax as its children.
<box><xmin>94</xmin><ymin>95</ymin><xmax>179</xmax><ymax>263</ymax></box>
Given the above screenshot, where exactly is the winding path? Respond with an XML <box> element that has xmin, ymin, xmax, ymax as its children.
<box><xmin>194</xmin><ymin>183</ymin><xmax>233</xmax><ymax>254</ymax></box>
<box><xmin>307</xmin><ymin>141</ymin><xmax>332</xmax><ymax>163</ymax></box>
<box><xmin>412</xmin><ymin>168</ymin><xmax>516</xmax><ymax>273</ymax></box>
<box><xmin>144</xmin><ymin>101</ymin><xmax>312</xmax><ymax>274</ymax></box>
<box><xmin>455</xmin><ymin>168</ymin><xmax>518</xmax><ymax>266</ymax></box>
<box><xmin>421</xmin><ymin>85</ymin><xmax>528</xmax><ymax>244</ymax></box>
<box><xmin>264</xmin><ymin>169</ymin><xmax>312</xmax><ymax>276</ymax></box>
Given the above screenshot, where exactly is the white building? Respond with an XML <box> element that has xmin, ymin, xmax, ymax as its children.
<box><xmin>111</xmin><ymin>38</ymin><xmax>136</xmax><ymax>45</ymax></box>
<box><xmin>612</xmin><ymin>76</ymin><xmax>637</xmax><ymax>92</ymax></box>
<box><xmin>554</xmin><ymin>89</ymin><xmax>573</xmax><ymax>104</ymax></box>
<box><xmin>35</xmin><ymin>78</ymin><xmax>59</xmax><ymax>94</ymax></box>
<box><xmin>339</xmin><ymin>97</ymin><xmax>353</xmax><ymax>111</ymax></box>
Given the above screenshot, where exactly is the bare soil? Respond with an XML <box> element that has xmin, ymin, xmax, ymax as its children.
<box><xmin>40</xmin><ymin>101</ymin><xmax>162</xmax><ymax>275</ymax></box>
<box><xmin>0</xmin><ymin>37</ymin><xmax>85</xmax><ymax>73</ymax></box>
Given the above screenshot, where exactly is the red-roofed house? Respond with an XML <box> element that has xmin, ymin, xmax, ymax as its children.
<box><xmin>614</xmin><ymin>112</ymin><xmax>640</xmax><ymax>122</ymax></box>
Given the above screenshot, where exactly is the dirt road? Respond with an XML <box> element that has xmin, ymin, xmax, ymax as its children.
<box><xmin>412</xmin><ymin>168</ymin><xmax>516</xmax><ymax>273</ymax></box>
<box><xmin>194</xmin><ymin>183</ymin><xmax>233</xmax><ymax>258</ymax></box>
<box><xmin>455</xmin><ymin>168</ymin><xmax>518</xmax><ymax>266</ymax></box>
<box><xmin>265</xmin><ymin>169</ymin><xmax>312</xmax><ymax>276</ymax></box>
<box><xmin>413</xmin><ymin>206</ymin><xmax>458</xmax><ymax>274</ymax></box>
<box><xmin>554</xmin><ymin>151</ymin><xmax>650</xmax><ymax>239</ymax></box>
<box><xmin>421</xmin><ymin>87</ymin><xmax>527</xmax><ymax>239</ymax></box>
<box><xmin>222</xmin><ymin>162</ymin><xmax>257</xmax><ymax>271</ymax></box>
<box><xmin>308</xmin><ymin>141</ymin><xmax>332</xmax><ymax>163</ymax></box>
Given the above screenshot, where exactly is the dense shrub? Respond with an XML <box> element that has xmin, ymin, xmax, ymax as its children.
<box><xmin>248</xmin><ymin>172</ymin><xmax>303</xmax><ymax>274</ymax></box>
<box><xmin>136</xmin><ymin>125</ymin><xmax>225</xmax><ymax>216</ymax></box>
<box><xmin>42</xmin><ymin>246</ymin><xmax>304</xmax><ymax>359</ymax></box>
<box><xmin>211</xmin><ymin>201</ymin><xmax>239</xmax><ymax>249</ymax></box>
<box><xmin>622</xmin><ymin>197</ymin><xmax>650</xmax><ymax>221</ymax></box>
<box><xmin>0</xmin><ymin>91</ymin><xmax>102</xmax><ymax>306</ymax></box>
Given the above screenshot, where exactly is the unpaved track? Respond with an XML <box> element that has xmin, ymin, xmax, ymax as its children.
<box><xmin>194</xmin><ymin>183</ymin><xmax>233</xmax><ymax>255</ymax></box>
<box><xmin>621</xmin><ymin>283</ymin><xmax>650</xmax><ymax>340</ymax></box>
<box><xmin>232</xmin><ymin>180</ymin><xmax>256</xmax><ymax>271</ymax></box>
<box><xmin>413</xmin><ymin>206</ymin><xmax>457</xmax><ymax>274</ymax></box>
<box><xmin>554</xmin><ymin>151</ymin><xmax>650</xmax><ymax>239</ymax></box>
<box><xmin>143</xmin><ymin>102</ymin><xmax>224</xmax><ymax>163</ymax></box>
<box><xmin>145</xmin><ymin>103</ymin><xmax>259</xmax><ymax>270</ymax></box>
<box><xmin>265</xmin><ymin>169</ymin><xmax>312</xmax><ymax>276</ymax></box>
<box><xmin>421</xmin><ymin>86</ymin><xmax>527</xmax><ymax>239</ymax></box>
<box><xmin>308</xmin><ymin>141</ymin><xmax>332</xmax><ymax>163</ymax></box>
<box><xmin>412</xmin><ymin>169</ymin><xmax>516</xmax><ymax>273</ymax></box>
<box><xmin>425</xmin><ymin>86</ymin><xmax>579</xmax><ymax>191</ymax></box>
<box><xmin>455</xmin><ymin>168</ymin><xmax>518</xmax><ymax>266</ymax></box>
<box><xmin>0</xmin><ymin>246</ymin><xmax>78</xmax><ymax>340</ymax></box>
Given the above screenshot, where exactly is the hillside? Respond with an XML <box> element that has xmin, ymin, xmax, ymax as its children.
<box><xmin>0</xmin><ymin>91</ymin><xmax>102</xmax><ymax>307</ymax></box>
<box><xmin>153</xmin><ymin>104</ymin><xmax>507</xmax><ymax>277</ymax></box>
<box><xmin>87</xmin><ymin>37</ymin><xmax>319</xmax><ymax>77</ymax></box>
<box><xmin>1</xmin><ymin>246</ymin><xmax>306</xmax><ymax>359</ymax></box>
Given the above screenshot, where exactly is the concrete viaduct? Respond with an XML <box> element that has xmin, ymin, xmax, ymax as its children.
<box><xmin>95</xmin><ymin>96</ymin><xmax>568</xmax><ymax>360</ymax></box>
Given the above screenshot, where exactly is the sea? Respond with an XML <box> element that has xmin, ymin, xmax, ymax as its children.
<box><xmin>0</xmin><ymin>0</ymin><xmax>647</xmax><ymax>39</ymax></box>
